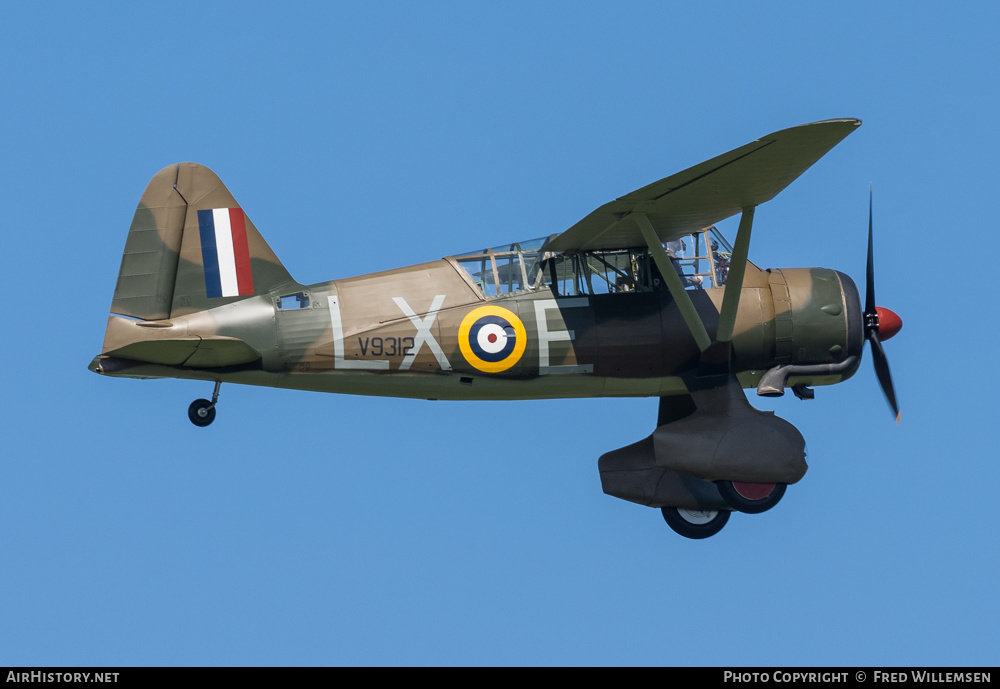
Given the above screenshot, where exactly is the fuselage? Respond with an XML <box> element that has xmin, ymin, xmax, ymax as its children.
<box><xmin>93</xmin><ymin>251</ymin><xmax>864</xmax><ymax>401</ymax></box>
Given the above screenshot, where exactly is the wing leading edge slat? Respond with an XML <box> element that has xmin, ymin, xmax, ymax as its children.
<box><xmin>544</xmin><ymin>119</ymin><xmax>861</xmax><ymax>253</ymax></box>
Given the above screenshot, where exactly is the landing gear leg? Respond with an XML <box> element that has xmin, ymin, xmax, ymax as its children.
<box><xmin>188</xmin><ymin>381</ymin><xmax>221</xmax><ymax>427</ymax></box>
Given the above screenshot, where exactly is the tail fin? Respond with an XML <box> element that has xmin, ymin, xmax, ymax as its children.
<box><xmin>111</xmin><ymin>163</ymin><xmax>294</xmax><ymax>320</ymax></box>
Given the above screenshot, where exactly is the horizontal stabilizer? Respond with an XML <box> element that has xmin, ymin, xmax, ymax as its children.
<box><xmin>105</xmin><ymin>338</ymin><xmax>261</xmax><ymax>368</ymax></box>
<box><xmin>546</xmin><ymin>119</ymin><xmax>861</xmax><ymax>252</ymax></box>
<box><xmin>99</xmin><ymin>315</ymin><xmax>260</xmax><ymax>368</ymax></box>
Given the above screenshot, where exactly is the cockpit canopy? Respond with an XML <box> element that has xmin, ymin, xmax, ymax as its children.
<box><xmin>451</xmin><ymin>237</ymin><xmax>550</xmax><ymax>296</ymax></box>
<box><xmin>449</xmin><ymin>226</ymin><xmax>734</xmax><ymax>297</ymax></box>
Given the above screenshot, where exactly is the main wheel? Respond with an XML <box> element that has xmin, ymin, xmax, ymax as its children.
<box><xmin>188</xmin><ymin>398</ymin><xmax>216</xmax><ymax>427</ymax></box>
<box><xmin>661</xmin><ymin>506</ymin><xmax>730</xmax><ymax>539</ymax></box>
<box><xmin>716</xmin><ymin>481</ymin><xmax>786</xmax><ymax>514</ymax></box>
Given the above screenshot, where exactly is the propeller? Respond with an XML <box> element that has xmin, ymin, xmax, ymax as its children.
<box><xmin>863</xmin><ymin>186</ymin><xmax>902</xmax><ymax>422</ymax></box>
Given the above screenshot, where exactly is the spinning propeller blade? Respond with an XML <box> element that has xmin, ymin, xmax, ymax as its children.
<box><xmin>863</xmin><ymin>187</ymin><xmax>901</xmax><ymax>422</ymax></box>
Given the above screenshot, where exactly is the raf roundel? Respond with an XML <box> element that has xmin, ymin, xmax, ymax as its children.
<box><xmin>458</xmin><ymin>306</ymin><xmax>527</xmax><ymax>373</ymax></box>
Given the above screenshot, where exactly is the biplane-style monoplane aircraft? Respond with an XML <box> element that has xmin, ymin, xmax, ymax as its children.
<box><xmin>90</xmin><ymin>118</ymin><xmax>901</xmax><ymax>538</ymax></box>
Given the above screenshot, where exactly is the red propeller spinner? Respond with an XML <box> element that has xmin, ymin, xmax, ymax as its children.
<box><xmin>875</xmin><ymin>306</ymin><xmax>902</xmax><ymax>341</ymax></box>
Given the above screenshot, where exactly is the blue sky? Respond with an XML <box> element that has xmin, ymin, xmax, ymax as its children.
<box><xmin>2</xmin><ymin>2</ymin><xmax>997</xmax><ymax>666</ymax></box>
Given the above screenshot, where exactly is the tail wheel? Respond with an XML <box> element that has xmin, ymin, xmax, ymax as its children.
<box><xmin>188</xmin><ymin>382</ymin><xmax>221</xmax><ymax>428</ymax></box>
<box><xmin>661</xmin><ymin>506</ymin><xmax>730</xmax><ymax>539</ymax></box>
<box><xmin>188</xmin><ymin>399</ymin><xmax>216</xmax><ymax>427</ymax></box>
<box><xmin>717</xmin><ymin>481</ymin><xmax>786</xmax><ymax>514</ymax></box>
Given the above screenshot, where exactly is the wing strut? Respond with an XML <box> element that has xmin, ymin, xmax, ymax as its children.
<box><xmin>635</xmin><ymin>213</ymin><xmax>712</xmax><ymax>352</ymax></box>
<box><xmin>715</xmin><ymin>206</ymin><xmax>755</xmax><ymax>344</ymax></box>
<box><xmin>638</xmin><ymin>206</ymin><xmax>755</xmax><ymax>359</ymax></box>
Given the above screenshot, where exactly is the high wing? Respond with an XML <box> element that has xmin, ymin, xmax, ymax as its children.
<box><xmin>544</xmin><ymin>118</ymin><xmax>861</xmax><ymax>252</ymax></box>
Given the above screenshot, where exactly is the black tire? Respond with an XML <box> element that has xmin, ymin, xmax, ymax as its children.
<box><xmin>716</xmin><ymin>480</ymin><xmax>786</xmax><ymax>514</ymax></box>
<box><xmin>188</xmin><ymin>399</ymin><xmax>216</xmax><ymax>427</ymax></box>
<box><xmin>660</xmin><ymin>506</ymin><xmax>730</xmax><ymax>539</ymax></box>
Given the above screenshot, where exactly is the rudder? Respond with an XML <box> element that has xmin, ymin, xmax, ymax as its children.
<box><xmin>110</xmin><ymin>163</ymin><xmax>294</xmax><ymax>320</ymax></box>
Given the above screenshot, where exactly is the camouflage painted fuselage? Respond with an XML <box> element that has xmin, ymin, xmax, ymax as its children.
<box><xmin>94</xmin><ymin>251</ymin><xmax>863</xmax><ymax>401</ymax></box>
<box><xmin>93</xmin><ymin>123</ymin><xmax>867</xmax><ymax>404</ymax></box>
